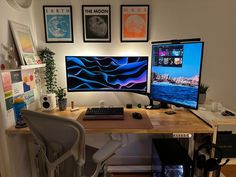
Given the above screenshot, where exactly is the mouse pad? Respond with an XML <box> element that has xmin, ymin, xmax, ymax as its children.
<box><xmin>77</xmin><ymin>109</ymin><xmax>153</xmax><ymax>130</ymax></box>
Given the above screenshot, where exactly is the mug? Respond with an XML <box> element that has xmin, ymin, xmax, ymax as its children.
<box><xmin>211</xmin><ymin>102</ymin><xmax>222</xmax><ymax>112</ymax></box>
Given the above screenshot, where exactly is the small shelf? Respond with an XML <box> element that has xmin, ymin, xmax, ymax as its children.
<box><xmin>21</xmin><ymin>64</ymin><xmax>46</xmax><ymax>70</ymax></box>
<box><xmin>0</xmin><ymin>64</ymin><xmax>45</xmax><ymax>72</ymax></box>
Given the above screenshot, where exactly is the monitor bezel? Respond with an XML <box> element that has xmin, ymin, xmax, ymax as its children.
<box><xmin>150</xmin><ymin>41</ymin><xmax>204</xmax><ymax>110</ymax></box>
<box><xmin>65</xmin><ymin>56</ymin><xmax>149</xmax><ymax>94</ymax></box>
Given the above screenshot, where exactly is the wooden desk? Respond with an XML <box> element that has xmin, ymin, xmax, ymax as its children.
<box><xmin>6</xmin><ymin>108</ymin><xmax>213</xmax><ymax>135</ymax></box>
<box><xmin>5</xmin><ymin>108</ymin><xmax>213</xmax><ymax>177</ymax></box>
<box><xmin>192</xmin><ymin>109</ymin><xmax>236</xmax><ymax>165</ymax></box>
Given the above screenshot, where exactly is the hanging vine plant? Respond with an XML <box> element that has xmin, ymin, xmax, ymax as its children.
<box><xmin>38</xmin><ymin>47</ymin><xmax>57</xmax><ymax>93</ymax></box>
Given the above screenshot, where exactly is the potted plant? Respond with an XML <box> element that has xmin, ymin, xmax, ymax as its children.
<box><xmin>55</xmin><ymin>87</ymin><xmax>67</xmax><ymax>111</ymax></box>
<box><xmin>38</xmin><ymin>47</ymin><xmax>57</xmax><ymax>93</ymax></box>
<box><xmin>199</xmin><ymin>83</ymin><xmax>209</xmax><ymax>104</ymax></box>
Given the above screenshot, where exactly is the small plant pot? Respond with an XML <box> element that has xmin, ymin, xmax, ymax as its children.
<box><xmin>58</xmin><ymin>98</ymin><xmax>67</xmax><ymax>111</ymax></box>
<box><xmin>199</xmin><ymin>93</ymin><xmax>206</xmax><ymax>104</ymax></box>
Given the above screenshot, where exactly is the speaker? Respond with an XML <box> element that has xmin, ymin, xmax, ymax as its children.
<box><xmin>41</xmin><ymin>93</ymin><xmax>56</xmax><ymax>111</ymax></box>
<box><xmin>196</xmin><ymin>143</ymin><xmax>229</xmax><ymax>172</ymax></box>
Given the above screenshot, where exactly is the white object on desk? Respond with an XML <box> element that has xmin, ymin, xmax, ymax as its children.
<box><xmin>41</xmin><ymin>93</ymin><xmax>56</xmax><ymax>111</ymax></box>
<box><xmin>70</xmin><ymin>107</ymin><xmax>80</xmax><ymax>112</ymax></box>
<box><xmin>99</xmin><ymin>100</ymin><xmax>105</xmax><ymax>108</ymax></box>
<box><xmin>211</xmin><ymin>102</ymin><xmax>223</xmax><ymax>112</ymax></box>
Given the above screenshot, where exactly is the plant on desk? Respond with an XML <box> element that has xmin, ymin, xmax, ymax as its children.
<box><xmin>199</xmin><ymin>83</ymin><xmax>209</xmax><ymax>104</ymax></box>
<box><xmin>55</xmin><ymin>87</ymin><xmax>67</xmax><ymax>111</ymax></box>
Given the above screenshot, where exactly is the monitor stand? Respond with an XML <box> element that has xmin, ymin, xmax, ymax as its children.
<box><xmin>145</xmin><ymin>98</ymin><xmax>169</xmax><ymax>109</ymax></box>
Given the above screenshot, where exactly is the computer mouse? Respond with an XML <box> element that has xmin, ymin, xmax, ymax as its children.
<box><xmin>132</xmin><ymin>112</ymin><xmax>142</xmax><ymax>119</ymax></box>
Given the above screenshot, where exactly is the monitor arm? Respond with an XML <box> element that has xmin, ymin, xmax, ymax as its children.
<box><xmin>145</xmin><ymin>94</ymin><xmax>168</xmax><ymax>109</ymax></box>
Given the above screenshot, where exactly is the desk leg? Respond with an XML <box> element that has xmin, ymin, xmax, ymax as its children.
<box><xmin>208</xmin><ymin>126</ymin><xmax>218</xmax><ymax>177</ymax></box>
<box><xmin>188</xmin><ymin>133</ymin><xmax>195</xmax><ymax>160</ymax></box>
<box><xmin>27</xmin><ymin>135</ymin><xmax>38</xmax><ymax>177</ymax></box>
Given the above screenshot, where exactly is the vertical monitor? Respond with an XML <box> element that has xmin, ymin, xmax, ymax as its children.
<box><xmin>150</xmin><ymin>42</ymin><xmax>204</xmax><ymax>109</ymax></box>
<box><xmin>65</xmin><ymin>56</ymin><xmax>148</xmax><ymax>93</ymax></box>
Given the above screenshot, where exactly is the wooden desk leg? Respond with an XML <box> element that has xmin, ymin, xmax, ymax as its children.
<box><xmin>27</xmin><ymin>135</ymin><xmax>38</xmax><ymax>177</ymax></box>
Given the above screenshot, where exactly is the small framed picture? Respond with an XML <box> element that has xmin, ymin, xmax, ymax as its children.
<box><xmin>121</xmin><ymin>5</ymin><xmax>149</xmax><ymax>42</ymax></box>
<box><xmin>9</xmin><ymin>21</ymin><xmax>41</xmax><ymax>65</ymax></box>
<box><xmin>82</xmin><ymin>5</ymin><xmax>111</xmax><ymax>42</ymax></box>
<box><xmin>43</xmin><ymin>6</ymin><xmax>74</xmax><ymax>43</ymax></box>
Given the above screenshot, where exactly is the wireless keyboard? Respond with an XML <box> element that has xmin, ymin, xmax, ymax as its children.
<box><xmin>84</xmin><ymin>107</ymin><xmax>124</xmax><ymax>120</ymax></box>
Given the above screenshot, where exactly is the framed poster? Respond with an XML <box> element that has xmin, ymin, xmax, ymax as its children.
<box><xmin>9</xmin><ymin>21</ymin><xmax>40</xmax><ymax>65</ymax></box>
<box><xmin>121</xmin><ymin>5</ymin><xmax>149</xmax><ymax>42</ymax></box>
<box><xmin>82</xmin><ymin>5</ymin><xmax>111</xmax><ymax>42</ymax></box>
<box><xmin>43</xmin><ymin>6</ymin><xmax>74</xmax><ymax>43</ymax></box>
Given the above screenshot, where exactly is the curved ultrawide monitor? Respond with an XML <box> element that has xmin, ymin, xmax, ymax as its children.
<box><xmin>150</xmin><ymin>42</ymin><xmax>204</xmax><ymax>109</ymax></box>
<box><xmin>65</xmin><ymin>56</ymin><xmax>148</xmax><ymax>93</ymax></box>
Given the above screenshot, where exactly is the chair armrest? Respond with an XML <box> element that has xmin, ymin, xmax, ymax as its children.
<box><xmin>92</xmin><ymin>140</ymin><xmax>122</xmax><ymax>163</ymax></box>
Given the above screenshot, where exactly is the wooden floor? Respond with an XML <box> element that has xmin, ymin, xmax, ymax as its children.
<box><xmin>221</xmin><ymin>165</ymin><xmax>236</xmax><ymax>177</ymax></box>
<box><xmin>111</xmin><ymin>165</ymin><xmax>236</xmax><ymax>177</ymax></box>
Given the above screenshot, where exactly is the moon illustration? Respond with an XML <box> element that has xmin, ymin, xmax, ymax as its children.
<box><xmin>87</xmin><ymin>16</ymin><xmax>108</xmax><ymax>37</ymax></box>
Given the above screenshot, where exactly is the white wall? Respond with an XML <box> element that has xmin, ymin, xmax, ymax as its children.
<box><xmin>0</xmin><ymin>1</ymin><xmax>37</xmax><ymax>177</ymax></box>
<box><xmin>151</xmin><ymin>0</ymin><xmax>236</xmax><ymax>111</ymax></box>
<box><xmin>33</xmin><ymin>0</ymin><xmax>236</xmax><ymax>111</ymax></box>
<box><xmin>33</xmin><ymin>0</ymin><xmax>152</xmax><ymax>108</ymax></box>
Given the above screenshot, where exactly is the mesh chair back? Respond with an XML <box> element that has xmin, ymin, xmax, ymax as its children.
<box><xmin>22</xmin><ymin>109</ymin><xmax>85</xmax><ymax>177</ymax></box>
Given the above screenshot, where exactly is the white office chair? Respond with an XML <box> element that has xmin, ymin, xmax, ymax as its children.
<box><xmin>21</xmin><ymin>109</ymin><xmax>122</xmax><ymax>177</ymax></box>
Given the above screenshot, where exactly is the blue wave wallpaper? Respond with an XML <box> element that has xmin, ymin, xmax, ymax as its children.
<box><xmin>65</xmin><ymin>56</ymin><xmax>148</xmax><ymax>92</ymax></box>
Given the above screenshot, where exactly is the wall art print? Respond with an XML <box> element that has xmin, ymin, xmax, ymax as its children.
<box><xmin>9</xmin><ymin>21</ymin><xmax>41</xmax><ymax>65</ymax></box>
<box><xmin>43</xmin><ymin>6</ymin><xmax>74</xmax><ymax>43</ymax></box>
<box><xmin>121</xmin><ymin>5</ymin><xmax>149</xmax><ymax>42</ymax></box>
<box><xmin>82</xmin><ymin>5</ymin><xmax>111</xmax><ymax>42</ymax></box>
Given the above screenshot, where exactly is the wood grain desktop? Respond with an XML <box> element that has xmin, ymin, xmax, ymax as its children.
<box><xmin>6</xmin><ymin>107</ymin><xmax>213</xmax><ymax>135</ymax></box>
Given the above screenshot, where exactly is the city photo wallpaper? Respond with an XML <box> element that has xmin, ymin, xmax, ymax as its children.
<box><xmin>151</xmin><ymin>42</ymin><xmax>203</xmax><ymax>109</ymax></box>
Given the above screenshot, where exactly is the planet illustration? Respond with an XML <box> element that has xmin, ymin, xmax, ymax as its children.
<box><xmin>48</xmin><ymin>16</ymin><xmax>70</xmax><ymax>38</ymax></box>
<box><xmin>86</xmin><ymin>15</ymin><xmax>108</xmax><ymax>38</ymax></box>
<box><xmin>125</xmin><ymin>15</ymin><xmax>145</xmax><ymax>33</ymax></box>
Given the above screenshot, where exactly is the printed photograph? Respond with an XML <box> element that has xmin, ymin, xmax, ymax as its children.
<box><xmin>9</xmin><ymin>21</ymin><xmax>38</xmax><ymax>65</ymax></box>
<box><xmin>82</xmin><ymin>5</ymin><xmax>111</xmax><ymax>42</ymax></box>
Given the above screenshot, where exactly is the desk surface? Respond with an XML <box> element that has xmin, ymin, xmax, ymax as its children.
<box><xmin>6</xmin><ymin>108</ymin><xmax>213</xmax><ymax>135</ymax></box>
<box><xmin>191</xmin><ymin>109</ymin><xmax>236</xmax><ymax>126</ymax></box>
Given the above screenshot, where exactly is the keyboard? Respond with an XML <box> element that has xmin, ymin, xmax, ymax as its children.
<box><xmin>84</xmin><ymin>107</ymin><xmax>124</xmax><ymax>120</ymax></box>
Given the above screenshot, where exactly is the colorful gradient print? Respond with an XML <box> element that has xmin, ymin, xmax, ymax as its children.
<box><xmin>66</xmin><ymin>56</ymin><xmax>148</xmax><ymax>92</ymax></box>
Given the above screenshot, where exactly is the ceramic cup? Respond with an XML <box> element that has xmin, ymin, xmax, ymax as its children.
<box><xmin>211</xmin><ymin>102</ymin><xmax>223</xmax><ymax>112</ymax></box>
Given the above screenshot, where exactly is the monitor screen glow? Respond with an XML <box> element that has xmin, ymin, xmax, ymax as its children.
<box><xmin>150</xmin><ymin>42</ymin><xmax>204</xmax><ymax>109</ymax></box>
<box><xmin>65</xmin><ymin>56</ymin><xmax>148</xmax><ymax>92</ymax></box>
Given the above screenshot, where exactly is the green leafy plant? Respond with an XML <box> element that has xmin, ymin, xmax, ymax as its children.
<box><xmin>199</xmin><ymin>83</ymin><xmax>209</xmax><ymax>94</ymax></box>
<box><xmin>54</xmin><ymin>87</ymin><xmax>66</xmax><ymax>101</ymax></box>
<box><xmin>38</xmin><ymin>47</ymin><xmax>57</xmax><ymax>93</ymax></box>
